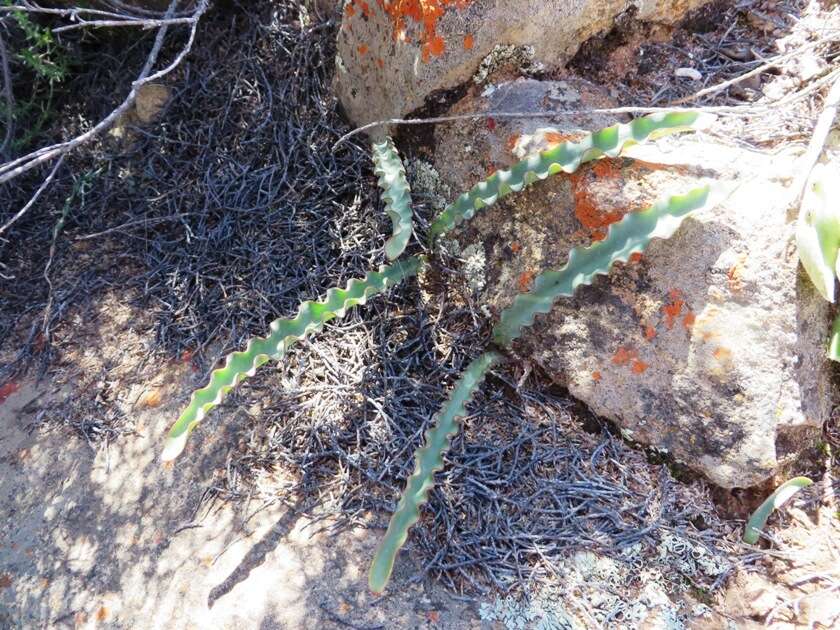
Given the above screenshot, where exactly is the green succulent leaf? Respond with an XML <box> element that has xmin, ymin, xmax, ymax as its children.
<box><xmin>796</xmin><ymin>164</ymin><xmax>840</xmax><ymax>302</ymax></box>
<box><xmin>372</xmin><ymin>137</ymin><xmax>413</xmax><ymax>260</ymax></box>
<box><xmin>368</xmin><ymin>351</ymin><xmax>500</xmax><ymax>593</ymax></box>
<box><xmin>829</xmin><ymin>311</ymin><xmax>840</xmax><ymax>363</ymax></box>
<box><xmin>492</xmin><ymin>185</ymin><xmax>719</xmax><ymax>346</ymax></box>
<box><xmin>743</xmin><ymin>476</ymin><xmax>813</xmax><ymax>544</ymax></box>
<box><xmin>162</xmin><ymin>257</ymin><xmax>422</xmax><ymax>461</ymax></box>
<box><xmin>429</xmin><ymin>112</ymin><xmax>713</xmax><ymax>242</ymax></box>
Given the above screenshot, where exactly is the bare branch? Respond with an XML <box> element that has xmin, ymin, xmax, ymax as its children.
<box><xmin>0</xmin><ymin>0</ymin><xmax>210</xmax><ymax>186</ymax></box>
<box><xmin>53</xmin><ymin>15</ymin><xmax>199</xmax><ymax>34</ymax></box>
<box><xmin>0</xmin><ymin>154</ymin><xmax>64</xmax><ymax>236</ymax></box>
<box><xmin>0</xmin><ymin>32</ymin><xmax>14</xmax><ymax>160</ymax></box>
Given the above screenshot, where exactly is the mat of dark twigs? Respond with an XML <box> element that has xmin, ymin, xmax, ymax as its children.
<box><xmin>0</xmin><ymin>0</ymin><xmax>780</xmax><ymax>595</ymax></box>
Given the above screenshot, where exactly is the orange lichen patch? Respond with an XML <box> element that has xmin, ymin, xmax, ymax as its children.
<box><xmin>713</xmin><ymin>347</ymin><xmax>732</xmax><ymax>361</ymax></box>
<box><xmin>611</xmin><ymin>346</ymin><xmax>638</xmax><ymax>366</ymax></box>
<box><xmin>463</xmin><ymin>33</ymin><xmax>474</xmax><ymax>49</ymax></box>
<box><xmin>517</xmin><ymin>270</ymin><xmax>535</xmax><ymax>292</ymax></box>
<box><xmin>376</xmin><ymin>57</ymin><xmax>385</xmax><ymax>69</ymax></box>
<box><xmin>357</xmin><ymin>44</ymin><xmax>369</xmax><ymax>55</ymax></box>
<box><xmin>505</xmin><ymin>133</ymin><xmax>520</xmax><ymax>153</ymax></box>
<box><xmin>631</xmin><ymin>360</ymin><xmax>649</xmax><ymax>374</ymax></box>
<box><xmin>422</xmin><ymin>34</ymin><xmax>446</xmax><ymax>60</ymax></box>
<box><xmin>644</xmin><ymin>325</ymin><xmax>657</xmax><ymax>341</ymax></box>
<box><xmin>592</xmin><ymin>370</ymin><xmax>602</xmax><ymax>382</ymax></box>
<box><xmin>668</xmin><ymin>288</ymin><xmax>683</xmax><ymax>300</ymax></box>
<box><xmin>509</xmin><ymin>241</ymin><xmax>521</xmax><ymax>253</ymax></box>
<box><xmin>543</xmin><ymin>131</ymin><xmax>577</xmax><ymax>146</ymax></box>
<box><xmin>727</xmin><ymin>253</ymin><xmax>748</xmax><ymax>292</ymax></box>
<box><xmin>375</xmin><ymin>1</ymin><xmax>472</xmax><ymax>62</ymax></box>
<box><xmin>0</xmin><ymin>381</ymin><xmax>20</xmax><ymax>405</ymax></box>
<box><xmin>592</xmin><ymin>158</ymin><xmax>623</xmax><ymax>179</ymax></box>
<box><xmin>486</xmin><ymin>116</ymin><xmax>496</xmax><ymax>131</ymax></box>
<box><xmin>570</xmin><ymin>171</ymin><xmax>625</xmax><ymax>242</ymax></box>
<box><xmin>346</xmin><ymin>0</ymin><xmax>372</xmax><ymax>18</ymax></box>
<box><xmin>629</xmin><ymin>252</ymin><xmax>644</xmax><ymax>264</ymax></box>
<box><xmin>682</xmin><ymin>312</ymin><xmax>696</xmax><ymax>330</ymax></box>
<box><xmin>662</xmin><ymin>296</ymin><xmax>684</xmax><ymax>329</ymax></box>
<box><xmin>486</xmin><ymin>166</ymin><xmax>497</xmax><ymax>178</ymax></box>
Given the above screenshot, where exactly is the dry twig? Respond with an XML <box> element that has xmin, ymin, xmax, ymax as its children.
<box><xmin>0</xmin><ymin>0</ymin><xmax>209</xmax><ymax>194</ymax></box>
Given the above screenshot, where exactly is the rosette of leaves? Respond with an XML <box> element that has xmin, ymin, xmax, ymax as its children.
<box><xmin>159</xmin><ymin>112</ymin><xmax>718</xmax><ymax>593</ymax></box>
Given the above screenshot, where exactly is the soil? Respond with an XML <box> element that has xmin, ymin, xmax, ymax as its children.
<box><xmin>0</xmin><ymin>375</ymin><xmax>478</xmax><ymax>630</ymax></box>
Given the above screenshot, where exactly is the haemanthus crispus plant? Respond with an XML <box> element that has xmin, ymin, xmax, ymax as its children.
<box><xmin>161</xmin><ymin>111</ymin><xmax>722</xmax><ymax>592</ymax></box>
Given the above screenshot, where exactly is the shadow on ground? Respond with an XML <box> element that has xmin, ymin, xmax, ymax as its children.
<box><xmin>0</xmin><ymin>373</ymin><xmax>477</xmax><ymax>629</ymax></box>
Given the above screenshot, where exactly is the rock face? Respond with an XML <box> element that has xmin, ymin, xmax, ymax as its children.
<box><xmin>334</xmin><ymin>0</ymin><xmax>709</xmax><ymax>127</ymax></box>
<box><xmin>429</xmin><ymin>81</ymin><xmax>833</xmax><ymax>488</ymax></box>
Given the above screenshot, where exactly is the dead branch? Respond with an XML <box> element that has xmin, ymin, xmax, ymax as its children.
<box><xmin>0</xmin><ymin>32</ymin><xmax>13</xmax><ymax>160</ymax></box>
<box><xmin>0</xmin><ymin>0</ymin><xmax>210</xmax><ymax>236</ymax></box>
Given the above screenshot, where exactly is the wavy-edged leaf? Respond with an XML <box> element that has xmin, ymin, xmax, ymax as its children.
<box><xmin>796</xmin><ymin>164</ymin><xmax>840</xmax><ymax>302</ymax></box>
<box><xmin>372</xmin><ymin>137</ymin><xmax>413</xmax><ymax>260</ymax></box>
<box><xmin>829</xmin><ymin>311</ymin><xmax>840</xmax><ymax>362</ymax></box>
<box><xmin>162</xmin><ymin>257</ymin><xmax>422</xmax><ymax>461</ymax></box>
<box><xmin>743</xmin><ymin>477</ymin><xmax>813</xmax><ymax>544</ymax></box>
<box><xmin>368</xmin><ymin>351</ymin><xmax>500</xmax><ymax>593</ymax></box>
<box><xmin>493</xmin><ymin>185</ymin><xmax>720</xmax><ymax>346</ymax></box>
<box><xmin>429</xmin><ymin>112</ymin><xmax>713</xmax><ymax>242</ymax></box>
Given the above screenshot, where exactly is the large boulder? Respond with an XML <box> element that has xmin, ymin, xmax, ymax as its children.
<box><xmin>335</xmin><ymin>0</ymin><xmax>709</xmax><ymax>127</ymax></box>
<box><xmin>427</xmin><ymin>80</ymin><xmax>833</xmax><ymax>488</ymax></box>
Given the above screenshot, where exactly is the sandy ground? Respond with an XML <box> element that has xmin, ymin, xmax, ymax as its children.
<box><xmin>0</xmin><ymin>378</ymin><xmax>479</xmax><ymax>630</ymax></box>
<box><xmin>0</xmin><ymin>309</ymin><xmax>838</xmax><ymax>630</ymax></box>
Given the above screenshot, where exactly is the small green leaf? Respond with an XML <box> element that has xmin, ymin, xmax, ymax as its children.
<box><xmin>829</xmin><ymin>311</ymin><xmax>840</xmax><ymax>362</ymax></box>
<box><xmin>743</xmin><ymin>477</ymin><xmax>813</xmax><ymax>544</ymax></box>
<box><xmin>162</xmin><ymin>257</ymin><xmax>421</xmax><ymax>461</ymax></box>
<box><xmin>368</xmin><ymin>351</ymin><xmax>500</xmax><ymax>593</ymax></box>
<box><xmin>492</xmin><ymin>185</ymin><xmax>720</xmax><ymax>346</ymax></box>
<box><xmin>372</xmin><ymin>137</ymin><xmax>413</xmax><ymax>260</ymax></box>
<box><xmin>796</xmin><ymin>166</ymin><xmax>840</xmax><ymax>302</ymax></box>
<box><xmin>429</xmin><ymin>112</ymin><xmax>713</xmax><ymax>242</ymax></box>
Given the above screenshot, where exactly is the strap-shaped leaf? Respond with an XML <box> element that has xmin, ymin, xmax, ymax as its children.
<box><xmin>743</xmin><ymin>476</ymin><xmax>813</xmax><ymax>544</ymax></box>
<box><xmin>162</xmin><ymin>257</ymin><xmax>422</xmax><ymax>461</ymax></box>
<box><xmin>829</xmin><ymin>311</ymin><xmax>840</xmax><ymax>362</ymax></box>
<box><xmin>429</xmin><ymin>112</ymin><xmax>712</xmax><ymax>242</ymax></box>
<box><xmin>796</xmin><ymin>164</ymin><xmax>840</xmax><ymax>303</ymax></box>
<box><xmin>368</xmin><ymin>351</ymin><xmax>500</xmax><ymax>593</ymax></box>
<box><xmin>372</xmin><ymin>137</ymin><xmax>413</xmax><ymax>260</ymax></box>
<box><xmin>492</xmin><ymin>186</ymin><xmax>718</xmax><ymax>346</ymax></box>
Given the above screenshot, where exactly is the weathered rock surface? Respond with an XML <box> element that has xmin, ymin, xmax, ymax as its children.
<box><xmin>429</xmin><ymin>81</ymin><xmax>833</xmax><ymax>488</ymax></box>
<box><xmin>335</xmin><ymin>0</ymin><xmax>709</xmax><ymax>127</ymax></box>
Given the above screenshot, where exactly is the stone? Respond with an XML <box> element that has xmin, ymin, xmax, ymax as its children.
<box><xmin>723</xmin><ymin>570</ymin><xmax>780</xmax><ymax>619</ymax></box>
<box><xmin>334</xmin><ymin>0</ymin><xmax>710</xmax><ymax>128</ymax></box>
<box><xmin>430</xmin><ymin>81</ymin><xmax>833</xmax><ymax>488</ymax></box>
<box><xmin>134</xmin><ymin>83</ymin><xmax>171</xmax><ymax>123</ymax></box>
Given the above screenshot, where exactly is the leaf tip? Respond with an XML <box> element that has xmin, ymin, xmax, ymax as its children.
<box><xmin>161</xmin><ymin>432</ymin><xmax>188</xmax><ymax>462</ymax></box>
